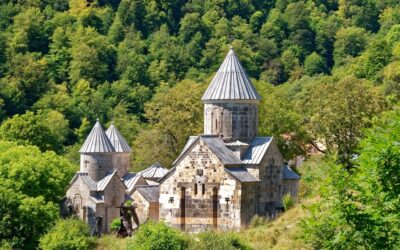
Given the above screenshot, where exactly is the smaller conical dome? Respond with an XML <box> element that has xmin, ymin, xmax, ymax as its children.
<box><xmin>79</xmin><ymin>120</ymin><xmax>115</xmax><ymax>153</ymax></box>
<box><xmin>105</xmin><ymin>123</ymin><xmax>132</xmax><ymax>153</ymax></box>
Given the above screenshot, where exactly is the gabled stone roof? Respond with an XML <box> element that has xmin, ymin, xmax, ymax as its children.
<box><xmin>201</xmin><ymin>47</ymin><xmax>261</xmax><ymax>102</ymax></box>
<box><xmin>136</xmin><ymin>185</ymin><xmax>160</xmax><ymax>203</ymax></box>
<box><xmin>97</xmin><ymin>171</ymin><xmax>121</xmax><ymax>191</ymax></box>
<box><xmin>173</xmin><ymin>135</ymin><xmax>242</xmax><ymax>166</ymax></box>
<box><xmin>67</xmin><ymin>171</ymin><xmax>127</xmax><ymax>192</ymax></box>
<box><xmin>123</xmin><ymin>172</ymin><xmax>148</xmax><ymax>193</ymax></box>
<box><xmin>68</xmin><ymin>172</ymin><xmax>97</xmax><ymax>191</ymax></box>
<box><xmin>138</xmin><ymin>162</ymin><xmax>168</xmax><ymax>180</ymax></box>
<box><xmin>105</xmin><ymin>123</ymin><xmax>132</xmax><ymax>153</ymax></box>
<box><xmin>225</xmin><ymin>167</ymin><xmax>259</xmax><ymax>182</ymax></box>
<box><xmin>242</xmin><ymin>137</ymin><xmax>273</xmax><ymax>165</ymax></box>
<box><xmin>79</xmin><ymin>120</ymin><xmax>115</xmax><ymax>153</ymax></box>
<box><xmin>179</xmin><ymin>136</ymin><xmax>273</xmax><ymax>166</ymax></box>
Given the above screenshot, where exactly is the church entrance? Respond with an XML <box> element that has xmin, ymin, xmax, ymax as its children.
<box><xmin>212</xmin><ymin>187</ymin><xmax>218</xmax><ymax>229</ymax></box>
<box><xmin>180</xmin><ymin>187</ymin><xmax>186</xmax><ymax>231</ymax></box>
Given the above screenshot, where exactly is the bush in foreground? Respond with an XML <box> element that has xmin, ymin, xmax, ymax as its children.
<box><xmin>192</xmin><ymin>231</ymin><xmax>251</xmax><ymax>250</ymax></box>
<box><xmin>129</xmin><ymin>221</ymin><xmax>188</xmax><ymax>250</ymax></box>
<box><xmin>283</xmin><ymin>194</ymin><xmax>294</xmax><ymax>210</ymax></box>
<box><xmin>39</xmin><ymin>218</ymin><xmax>95</xmax><ymax>250</ymax></box>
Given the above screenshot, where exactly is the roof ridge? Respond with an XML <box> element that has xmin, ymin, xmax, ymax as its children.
<box><xmin>136</xmin><ymin>185</ymin><xmax>159</xmax><ymax>188</ymax></box>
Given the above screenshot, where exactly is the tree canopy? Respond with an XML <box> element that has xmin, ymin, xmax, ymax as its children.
<box><xmin>1</xmin><ymin>0</ymin><xmax>400</xmax><ymax>247</ymax></box>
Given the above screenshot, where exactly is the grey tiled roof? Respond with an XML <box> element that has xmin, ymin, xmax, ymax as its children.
<box><xmin>138</xmin><ymin>162</ymin><xmax>168</xmax><ymax>180</ymax></box>
<box><xmin>201</xmin><ymin>135</ymin><xmax>242</xmax><ymax>165</ymax></box>
<box><xmin>97</xmin><ymin>172</ymin><xmax>117</xmax><ymax>191</ymax></box>
<box><xmin>202</xmin><ymin>47</ymin><xmax>261</xmax><ymax>101</ymax></box>
<box><xmin>225</xmin><ymin>167</ymin><xmax>259</xmax><ymax>182</ymax></box>
<box><xmin>123</xmin><ymin>172</ymin><xmax>147</xmax><ymax>193</ymax></box>
<box><xmin>70</xmin><ymin>172</ymin><xmax>97</xmax><ymax>191</ymax></box>
<box><xmin>136</xmin><ymin>185</ymin><xmax>160</xmax><ymax>203</ymax></box>
<box><xmin>79</xmin><ymin>121</ymin><xmax>115</xmax><ymax>153</ymax></box>
<box><xmin>177</xmin><ymin>136</ymin><xmax>272</xmax><ymax>166</ymax></box>
<box><xmin>242</xmin><ymin>137</ymin><xmax>273</xmax><ymax>164</ymax></box>
<box><xmin>105</xmin><ymin>123</ymin><xmax>132</xmax><ymax>153</ymax></box>
<box><xmin>69</xmin><ymin>171</ymin><xmax>127</xmax><ymax>193</ymax></box>
<box><xmin>283</xmin><ymin>165</ymin><xmax>301</xmax><ymax>180</ymax></box>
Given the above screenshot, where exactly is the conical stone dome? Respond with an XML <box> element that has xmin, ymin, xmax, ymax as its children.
<box><xmin>201</xmin><ymin>47</ymin><xmax>261</xmax><ymax>102</ymax></box>
<box><xmin>105</xmin><ymin>123</ymin><xmax>132</xmax><ymax>153</ymax></box>
<box><xmin>79</xmin><ymin>120</ymin><xmax>115</xmax><ymax>153</ymax></box>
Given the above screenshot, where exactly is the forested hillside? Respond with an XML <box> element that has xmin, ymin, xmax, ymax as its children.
<box><xmin>1</xmin><ymin>0</ymin><xmax>400</xmax><ymax>249</ymax></box>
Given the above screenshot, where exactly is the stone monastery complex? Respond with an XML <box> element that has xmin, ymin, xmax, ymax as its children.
<box><xmin>65</xmin><ymin>47</ymin><xmax>300</xmax><ymax>234</ymax></box>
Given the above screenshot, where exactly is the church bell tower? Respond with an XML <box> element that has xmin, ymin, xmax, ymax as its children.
<box><xmin>201</xmin><ymin>46</ymin><xmax>261</xmax><ymax>142</ymax></box>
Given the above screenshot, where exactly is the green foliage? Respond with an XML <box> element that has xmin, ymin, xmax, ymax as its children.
<box><xmin>110</xmin><ymin>218</ymin><xmax>121</xmax><ymax>232</ymax></box>
<box><xmin>129</xmin><ymin>221</ymin><xmax>188</xmax><ymax>250</ymax></box>
<box><xmin>0</xmin><ymin>110</ymin><xmax>69</xmax><ymax>153</ymax></box>
<box><xmin>297</xmin><ymin>76</ymin><xmax>385</xmax><ymax>166</ymax></box>
<box><xmin>304</xmin><ymin>52</ymin><xmax>328</xmax><ymax>76</ymax></box>
<box><xmin>0</xmin><ymin>140</ymin><xmax>75</xmax><ymax>203</ymax></box>
<box><xmin>283</xmin><ymin>193</ymin><xmax>294</xmax><ymax>210</ymax></box>
<box><xmin>133</xmin><ymin>80</ymin><xmax>205</xmax><ymax>168</ymax></box>
<box><xmin>301</xmin><ymin>107</ymin><xmax>400</xmax><ymax>249</ymax></box>
<box><xmin>333</xmin><ymin>27</ymin><xmax>367</xmax><ymax>66</ymax></box>
<box><xmin>0</xmin><ymin>0</ymin><xmax>396</xmax><ymax>168</ymax></box>
<box><xmin>0</xmin><ymin>140</ymin><xmax>75</xmax><ymax>249</ymax></box>
<box><xmin>39</xmin><ymin>218</ymin><xmax>95</xmax><ymax>250</ymax></box>
<box><xmin>0</xmin><ymin>187</ymin><xmax>58</xmax><ymax>249</ymax></box>
<box><xmin>192</xmin><ymin>231</ymin><xmax>251</xmax><ymax>250</ymax></box>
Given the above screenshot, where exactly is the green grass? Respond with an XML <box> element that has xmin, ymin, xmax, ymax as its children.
<box><xmin>95</xmin><ymin>234</ymin><xmax>132</xmax><ymax>250</ymax></box>
<box><xmin>241</xmin><ymin>200</ymin><xmax>316</xmax><ymax>250</ymax></box>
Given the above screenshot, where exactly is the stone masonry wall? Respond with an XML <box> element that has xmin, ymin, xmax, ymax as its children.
<box><xmin>102</xmin><ymin>176</ymin><xmax>126</xmax><ymax>233</ymax></box>
<box><xmin>80</xmin><ymin>153</ymin><xmax>114</xmax><ymax>181</ymax></box>
<box><xmin>246</xmin><ymin>140</ymin><xmax>284</xmax><ymax>217</ymax></box>
<box><xmin>204</xmin><ymin>102</ymin><xmax>258</xmax><ymax>142</ymax></box>
<box><xmin>132</xmin><ymin>191</ymin><xmax>150</xmax><ymax>224</ymax></box>
<box><xmin>159</xmin><ymin>140</ymin><xmax>242</xmax><ymax>232</ymax></box>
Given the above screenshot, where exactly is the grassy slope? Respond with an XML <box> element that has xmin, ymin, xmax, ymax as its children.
<box><xmin>241</xmin><ymin>201</ymin><xmax>313</xmax><ymax>250</ymax></box>
<box><xmin>95</xmin><ymin>155</ymin><xmax>327</xmax><ymax>250</ymax></box>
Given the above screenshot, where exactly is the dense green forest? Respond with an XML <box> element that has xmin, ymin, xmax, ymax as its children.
<box><xmin>0</xmin><ymin>0</ymin><xmax>400</xmax><ymax>249</ymax></box>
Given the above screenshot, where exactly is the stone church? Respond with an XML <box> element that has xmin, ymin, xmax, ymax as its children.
<box><xmin>158</xmin><ymin>47</ymin><xmax>300</xmax><ymax>232</ymax></box>
<box><xmin>65</xmin><ymin>47</ymin><xmax>300</xmax><ymax>234</ymax></box>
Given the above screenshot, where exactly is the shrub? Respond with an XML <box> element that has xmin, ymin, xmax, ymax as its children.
<box><xmin>283</xmin><ymin>194</ymin><xmax>294</xmax><ymax>210</ymax></box>
<box><xmin>249</xmin><ymin>215</ymin><xmax>268</xmax><ymax>227</ymax></box>
<box><xmin>128</xmin><ymin>221</ymin><xmax>188</xmax><ymax>250</ymax></box>
<box><xmin>192</xmin><ymin>231</ymin><xmax>251</xmax><ymax>250</ymax></box>
<box><xmin>124</xmin><ymin>199</ymin><xmax>133</xmax><ymax>206</ymax></box>
<box><xmin>111</xmin><ymin>218</ymin><xmax>121</xmax><ymax>232</ymax></box>
<box><xmin>39</xmin><ymin>218</ymin><xmax>95</xmax><ymax>250</ymax></box>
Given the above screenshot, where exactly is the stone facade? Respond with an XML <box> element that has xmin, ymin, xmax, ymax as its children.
<box><xmin>65</xmin><ymin>122</ymin><xmax>140</xmax><ymax>235</ymax></box>
<box><xmin>159</xmin><ymin>140</ymin><xmax>247</xmax><ymax>232</ymax></box>
<box><xmin>132</xmin><ymin>186</ymin><xmax>160</xmax><ymax>224</ymax></box>
<box><xmin>159</xmin><ymin>137</ymin><xmax>285</xmax><ymax>231</ymax></box>
<box><xmin>66</xmin><ymin>172</ymin><xmax>126</xmax><ymax>234</ymax></box>
<box><xmin>204</xmin><ymin>102</ymin><xmax>259</xmax><ymax>142</ymax></box>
